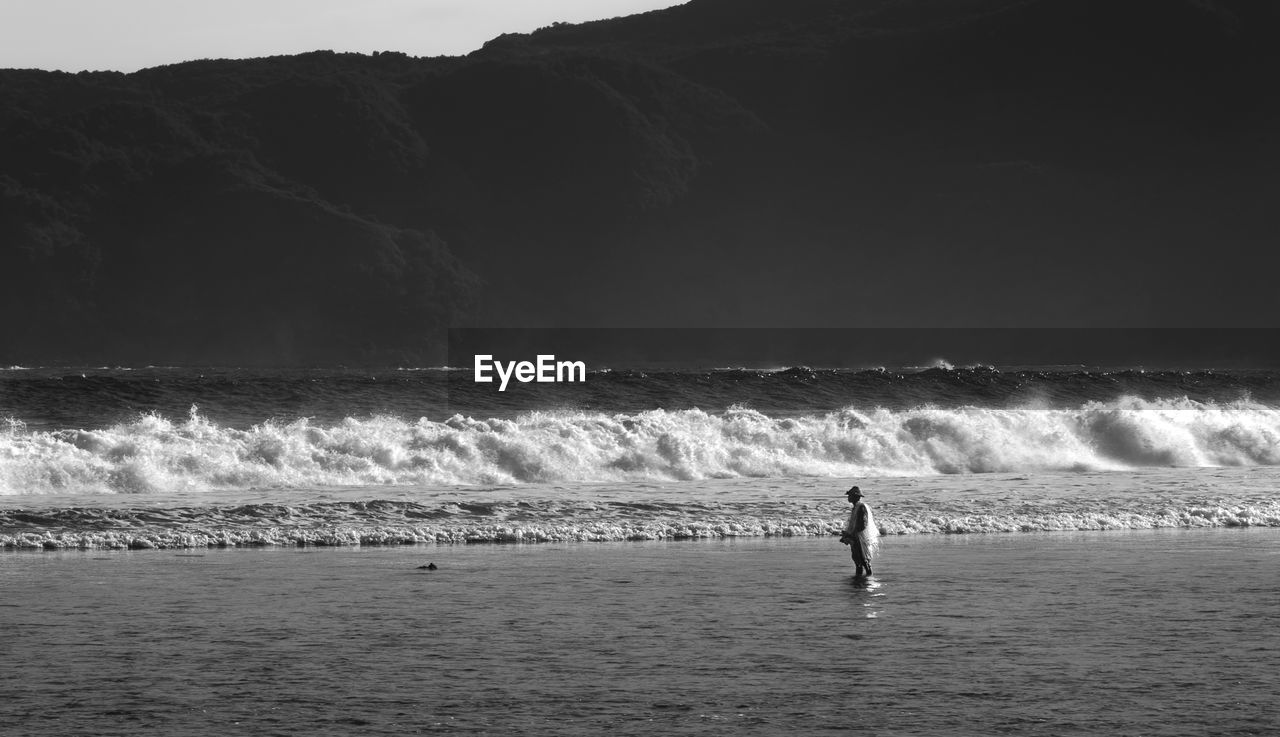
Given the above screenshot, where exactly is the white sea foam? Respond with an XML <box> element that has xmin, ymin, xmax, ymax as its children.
<box><xmin>1</xmin><ymin>398</ymin><xmax>1278</xmax><ymax>495</ymax></box>
<box><xmin>4</xmin><ymin>468</ymin><xmax>1277</xmax><ymax>549</ymax></box>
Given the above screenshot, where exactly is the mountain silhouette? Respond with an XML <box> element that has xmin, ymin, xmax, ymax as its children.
<box><xmin>3</xmin><ymin>0</ymin><xmax>1277</xmax><ymax>364</ymax></box>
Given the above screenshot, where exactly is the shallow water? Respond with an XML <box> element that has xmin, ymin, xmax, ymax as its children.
<box><xmin>4</xmin><ymin>467</ymin><xmax>1279</xmax><ymax>549</ymax></box>
<box><xmin>4</xmin><ymin>529</ymin><xmax>1277</xmax><ymax>735</ymax></box>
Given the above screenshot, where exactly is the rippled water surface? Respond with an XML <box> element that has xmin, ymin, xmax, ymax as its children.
<box><xmin>4</xmin><ymin>530</ymin><xmax>1277</xmax><ymax>735</ymax></box>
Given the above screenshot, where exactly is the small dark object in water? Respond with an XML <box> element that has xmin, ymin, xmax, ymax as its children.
<box><xmin>416</xmin><ymin>563</ymin><xmax>438</xmax><ymax>570</ymax></box>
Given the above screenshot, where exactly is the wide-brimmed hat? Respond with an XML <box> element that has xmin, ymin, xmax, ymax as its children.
<box><xmin>845</xmin><ymin>485</ymin><xmax>862</xmax><ymax>497</ymax></box>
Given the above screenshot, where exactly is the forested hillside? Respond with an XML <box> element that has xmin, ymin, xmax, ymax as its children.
<box><xmin>3</xmin><ymin>0</ymin><xmax>1276</xmax><ymax>364</ymax></box>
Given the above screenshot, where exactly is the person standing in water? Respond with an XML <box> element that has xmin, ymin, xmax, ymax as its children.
<box><xmin>840</xmin><ymin>486</ymin><xmax>879</xmax><ymax>576</ymax></box>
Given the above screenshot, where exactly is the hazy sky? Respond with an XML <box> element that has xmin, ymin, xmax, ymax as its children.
<box><xmin>0</xmin><ymin>0</ymin><xmax>684</xmax><ymax>72</ymax></box>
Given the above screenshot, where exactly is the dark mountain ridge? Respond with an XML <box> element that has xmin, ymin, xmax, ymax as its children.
<box><xmin>2</xmin><ymin>0</ymin><xmax>1277</xmax><ymax>365</ymax></box>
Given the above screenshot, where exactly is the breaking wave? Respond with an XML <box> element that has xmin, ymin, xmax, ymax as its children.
<box><xmin>3</xmin><ymin>397</ymin><xmax>1279</xmax><ymax>495</ymax></box>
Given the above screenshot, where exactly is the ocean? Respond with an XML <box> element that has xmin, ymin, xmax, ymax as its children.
<box><xmin>3</xmin><ymin>364</ymin><xmax>1279</xmax><ymax>734</ymax></box>
<box><xmin>3</xmin><ymin>365</ymin><xmax>1279</xmax><ymax>547</ymax></box>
